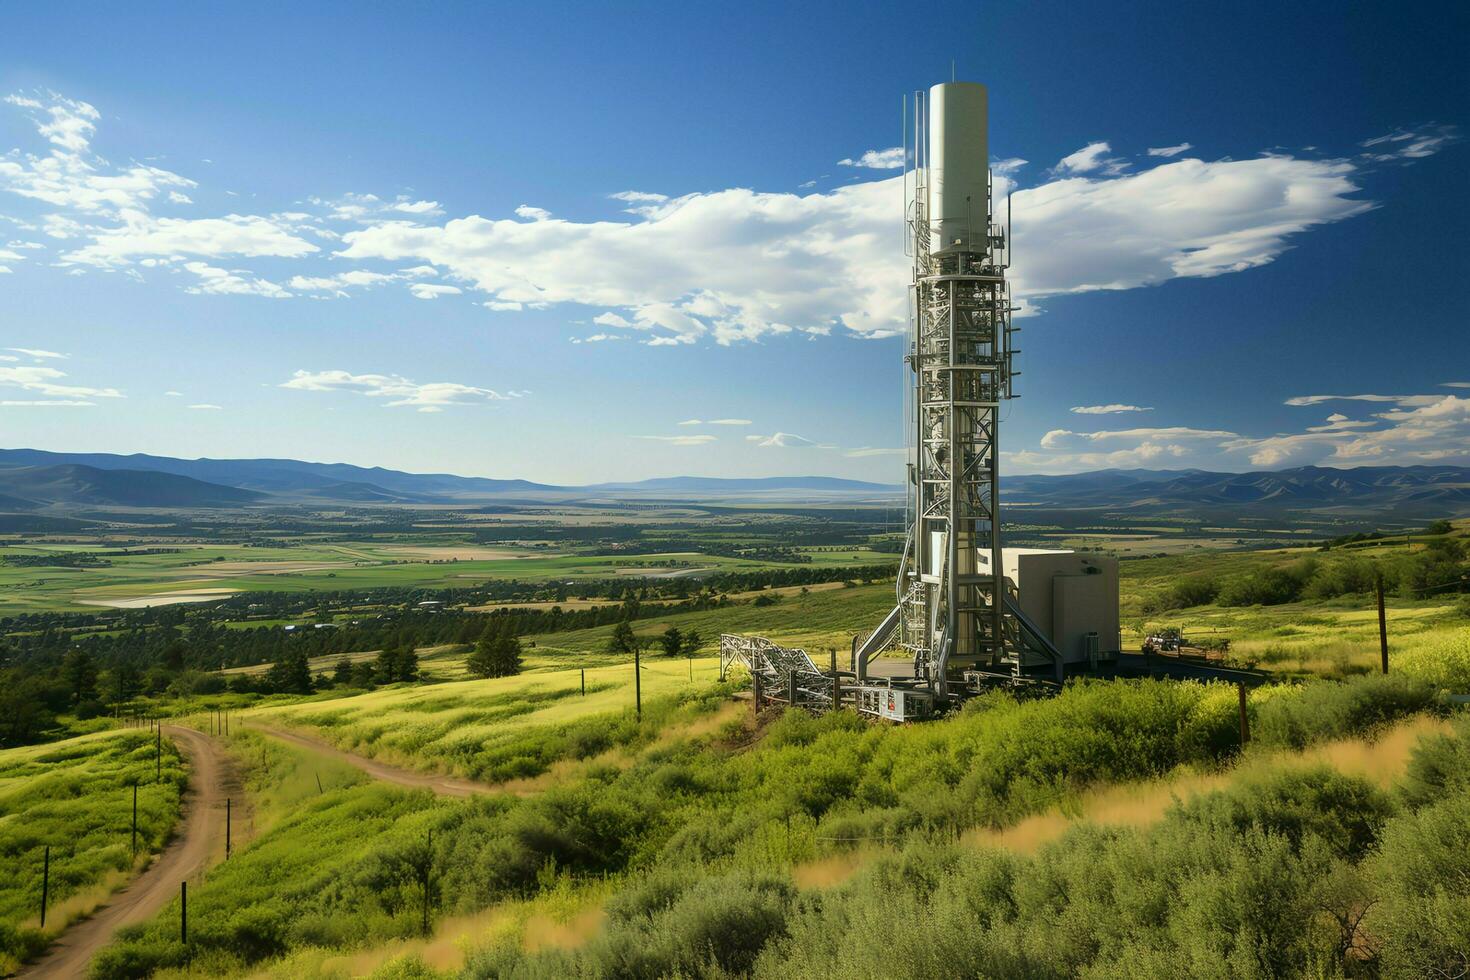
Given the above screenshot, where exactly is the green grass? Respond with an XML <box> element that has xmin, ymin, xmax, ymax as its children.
<box><xmin>0</xmin><ymin>540</ymin><xmax>893</xmax><ymax>614</ymax></box>
<box><xmin>0</xmin><ymin>730</ymin><xmax>186</xmax><ymax>972</ymax></box>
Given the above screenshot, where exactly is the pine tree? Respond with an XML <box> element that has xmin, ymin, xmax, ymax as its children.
<box><xmin>467</xmin><ymin>630</ymin><xmax>521</xmax><ymax>678</ymax></box>
<box><xmin>659</xmin><ymin>625</ymin><xmax>683</xmax><ymax>657</ymax></box>
<box><xmin>332</xmin><ymin>656</ymin><xmax>354</xmax><ymax>686</ymax></box>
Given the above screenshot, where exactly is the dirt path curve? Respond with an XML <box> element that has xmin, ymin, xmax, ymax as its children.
<box><xmin>248</xmin><ymin>724</ymin><xmax>494</xmax><ymax>798</ymax></box>
<box><xmin>20</xmin><ymin>726</ymin><xmax>240</xmax><ymax>979</ymax></box>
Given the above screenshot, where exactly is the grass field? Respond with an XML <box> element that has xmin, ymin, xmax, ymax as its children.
<box><xmin>91</xmin><ymin>668</ymin><xmax>1470</xmax><ymax>978</ymax></box>
<box><xmin>0</xmin><ymin>540</ymin><xmax>893</xmax><ymax>614</ymax></box>
<box><xmin>0</xmin><ymin>730</ymin><xmax>185</xmax><ymax>972</ymax></box>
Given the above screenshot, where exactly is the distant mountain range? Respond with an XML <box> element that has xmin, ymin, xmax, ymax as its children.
<box><xmin>1003</xmin><ymin>465</ymin><xmax>1470</xmax><ymax>517</ymax></box>
<box><xmin>0</xmin><ymin>449</ymin><xmax>898</xmax><ymax>508</ymax></box>
<box><xmin>0</xmin><ymin>448</ymin><xmax>1464</xmax><ymax>516</ymax></box>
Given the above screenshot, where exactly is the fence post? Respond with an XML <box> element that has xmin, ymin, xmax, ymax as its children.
<box><xmin>40</xmin><ymin>845</ymin><xmax>49</xmax><ymax>927</ymax></box>
<box><xmin>226</xmin><ymin>798</ymin><xmax>231</xmax><ymax>859</ymax></box>
<box><xmin>1376</xmin><ymin>572</ymin><xmax>1389</xmax><ymax>674</ymax></box>
<box><xmin>132</xmin><ymin>782</ymin><xmax>138</xmax><ymax>861</ymax></box>
<box><xmin>156</xmin><ymin>728</ymin><xmax>162</xmax><ymax>782</ymax></box>
<box><xmin>634</xmin><ymin>645</ymin><xmax>642</xmax><ymax>720</ymax></box>
<box><xmin>421</xmin><ymin>829</ymin><xmax>434</xmax><ymax>936</ymax></box>
<box><xmin>180</xmin><ymin>881</ymin><xmax>187</xmax><ymax>944</ymax></box>
<box><xmin>1237</xmin><ymin>682</ymin><xmax>1249</xmax><ymax>746</ymax></box>
<box><xmin>787</xmin><ymin>670</ymin><xmax>797</xmax><ymax>710</ymax></box>
<box><xmin>830</xmin><ymin>649</ymin><xmax>840</xmax><ymax>711</ymax></box>
<box><xmin>580</xmin><ymin>668</ymin><xmax>585</xmax><ymax>696</ymax></box>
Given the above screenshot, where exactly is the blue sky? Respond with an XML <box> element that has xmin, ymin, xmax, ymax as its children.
<box><xmin>0</xmin><ymin>0</ymin><xmax>1465</xmax><ymax>484</ymax></box>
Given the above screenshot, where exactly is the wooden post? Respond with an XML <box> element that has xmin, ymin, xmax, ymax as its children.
<box><xmin>752</xmin><ymin>669</ymin><xmax>762</xmax><ymax>715</ymax></box>
<box><xmin>315</xmin><ymin>772</ymin><xmax>324</xmax><ymax>795</ymax></box>
<box><xmin>787</xmin><ymin>670</ymin><xmax>797</xmax><ymax>709</ymax></box>
<box><xmin>180</xmin><ymin>881</ymin><xmax>187</xmax><ymax>944</ymax></box>
<box><xmin>634</xmin><ymin>645</ymin><xmax>642</xmax><ymax>721</ymax></box>
<box><xmin>1376</xmin><ymin>572</ymin><xmax>1389</xmax><ymax>674</ymax></box>
<box><xmin>830</xmin><ymin>649</ymin><xmax>840</xmax><ymax>711</ymax></box>
<box><xmin>40</xmin><ymin>845</ymin><xmax>49</xmax><ymax>927</ymax></box>
<box><xmin>131</xmin><ymin>782</ymin><xmax>138</xmax><ymax>861</ymax></box>
<box><xmin>1237</xmin><ymin>682</ymin><xmax>1249</xmax><ymax>746</ymax></box>
<box><xmin>421</xmin><ymin>829</ymin><xmax>433</xmax><ymax>936</ymax></box>
<box><xmin>156</xmin><ymin>728</ymin><xmax>162</xmax><ymax>782</ymax></box>
<box><xmin>226</xmin><ymin>798</ymin><xmax>231</xmax><ymax>859</ymax></box>
<box><xmin>580</xmin><ymin>668</ymin><xmax>585</xmax><ymax>696</ymax></box>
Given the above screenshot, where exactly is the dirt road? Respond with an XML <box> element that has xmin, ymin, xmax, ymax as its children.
<box><xmin>20</xmin><ymin>726</ymin><xmax>240</xmax><ymax>979</ymax></box>
<box><xmin>248</xmin><ymin>724</ymin><xmax>494</xmax><ymax>798</ymax></box>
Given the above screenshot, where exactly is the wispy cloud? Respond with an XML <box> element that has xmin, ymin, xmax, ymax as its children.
<box><xmin>636</xmin><ymin>434</ymin><xmax>717</xmax><ymax>446</ymax></box>
<box><xmin>1147</xmin><ymin>143</ymin><xmax>1193</xmax><ymax>157</ymax></box>
<box><xmin>1070</xmin><ymin>404</ymin><xmax>1153</xmax><ymax>415</ymax></box>
<box><xmin>280</xmin><ymin>369</ymin><xmax>517</xmax><ymax>413</ymax></box>
<box><xmin>0</xmin><ymin>364</ymin><xmax>122</xmax><ymax>403</ymax></box>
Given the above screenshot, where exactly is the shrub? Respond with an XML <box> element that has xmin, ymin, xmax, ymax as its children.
<box><xmin>1253</xmin><ymin>673</ymin><xmax>1442</xmax><ymax>749</ymax></box>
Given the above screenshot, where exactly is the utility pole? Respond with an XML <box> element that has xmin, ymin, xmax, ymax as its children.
<box><xmin>634</xmin><ymin>644</ymin><xmax>642</xmax><ymax>721</ymax></box>
<box><xmin>1376</xmin><ymin>571</ymin><xmax>1389</xmax><ymax>674</ymax></box>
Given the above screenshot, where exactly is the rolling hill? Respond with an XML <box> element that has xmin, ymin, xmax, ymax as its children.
<box><xmin>0</xmin><ymin>464</ymin><xmax>265</xmax><ymax>508</ymax></box>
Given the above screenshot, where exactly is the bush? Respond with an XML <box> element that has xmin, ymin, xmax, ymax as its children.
<box><xmin>1253</xmin><ymin>673</ymin><xmax>1442</xmax><ymax>749</ymax></box>
<box><xmin>1395</xmin><ymin>627</ymin><xmax>1470</xmax><ymax>692</ymax></box>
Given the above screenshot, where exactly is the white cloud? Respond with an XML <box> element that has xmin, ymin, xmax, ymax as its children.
<box><xmin>1055</xmin><ymin>141</ymin><xmax>1128</xmax><ymax>175</ymax></box>
<box><xmin>1070</xmin><ymin>404</ymin><xmax>1153</xmax><ymax>415</ymax></box>
<box><xmin>188</xmin><ymin>403</ymin><xmax>221</xmax><ymax>410</ymax></box>
<box><xmin>6</xmin><ymin>348</ymin><xmax>67</xmax><ymax>359</ymax></box>
<box><xmin>1147</xmin><ymin>143</ymin><xmax>1193</xmax><ymax>157</ymax></box>
<box><xmin>407</xmin><ymin>282</ymin><xmax>462</xmax><ymax>300</ymax></box>
<box><xmin>569</xmin><ymin>333</ymin><xmax>623</xmax><ymax>343</ymax></box>
<box><xmin>677</xmin><ymin>419</ymin><xmax>703</xmax><ymax>426</ymax></box>
<box><xmin>182</xmin><ymin>261</ymin><xmax>291</xmax><ymax>298</ymax></box>
<box><xmin>392</xmin><ymin>199</ymin><xmax>441</xmax><ymax>215</ymax></box>
<box><xmin>844</xmin><ymin>446</ymin><xmax>905</xmax><ymax>457</ymax></box>
<box><xmin>1223</xmin><ymin>395</ymin><xmax>1470</xmax><ymax>467</ymax></box>
<box><xmin>62</xmin><ymin>214</ymin><xmax>317</xmax><ymax>267</ymax></box>
<box><xmin>708</xmin><ymin>418</ymin><xmax>751</xmax><ymax>425</ymax></box>
<box><xmin>280</xmin><ymin>369</ymin><xmax>513</xmax><ymax>412</ymax></box>
<box><xmin>514</xmin><ymin>205</ymin><xmax>551</xmax><ymax>221</ymax></box>
<box><xmin>338</xmin><ymin>146</ymin><xmax>1376</xmax><ymax>346</ymax></box>
<box><xmin>992</xmin><ymin>158</ymin><xmax>1028</xmax><ymax>174</ymax></box>
<box><xmin>1443</xmin><ymin>382</ymin><xmax>1470</xmax><ymax>389</ymax></box>
<box><xmin>0</xmin><ymin>364</ymin><xmax>122</xmax><ymax>399</ymax></box>
<box><xmin>1040</xmin><ymin>426</ymin><xmax>1238</xmax><ymax>449</ymax></box>
<box><xmin>1</xmin><ymin>399</ymin><xmax>95</xmax><ymax>407</ymax></box>
<box><xmin>637</xmin><ymin>434</ymin><xmax>716</xmax><ymax>446</ymax></box>
<box><xmin>484</xmin><ymin>300</ymin><xmax>523</xmax><ymax>311</ymax></box>
<box><xmin>839</xmin><ymin>147</ymin><xmax>905</xmax><ymax>169</ymax></box>
<box><xmin>164</xmin><ymin>390</ymin><xmax>183</xmax><ymax>396</ymax></box>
